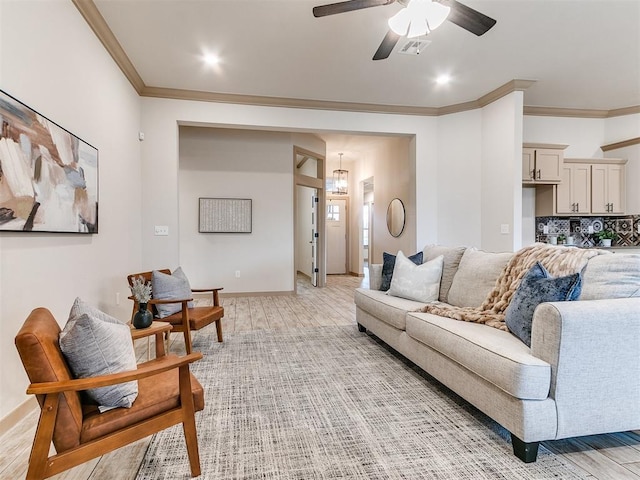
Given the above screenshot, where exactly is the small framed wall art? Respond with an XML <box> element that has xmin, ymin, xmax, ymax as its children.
<box><xmin>0</xmin><ymin>89</ymin><xmax>99</xmax><ymax>233</ymax></box>
<box><xmin>199</xmin><ymin>198</ymin><xmax>252</xmax><ymax>233</ymax></box>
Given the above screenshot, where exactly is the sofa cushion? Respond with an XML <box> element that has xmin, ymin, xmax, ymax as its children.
<box><xmin>505</xmin><ymin>262</ymin><xmax>582</xmax><ymax>347</ymax></box>
<box><xmin>581</xmin><ymin>253</ymin><xmax>640</xmax><ymax>300</ymax></box>
<box><xmin>355</xmin><ymin>288</ymin><xmax>426</xmax><ymax>331</ymax></box>
<box><xmin>388</xmin><ymin>252</ymin><xmax>443</xmax><ymax>303</ymax></box>
<box><xmin>406</xmin><ymin>312</ymin><xmax>551</xmax><ymax>400</ymax></box>
<box><xmin>423</xmin><ymin>245</ymin><xmax>466</xmax><ymax>303</ymax></box>
<box><xmin>380</xmin><ymin>251</ymin><xmax>423</xmax><ymax>291</ymax></box>
<box><xmin>447</xmin><ymin>248</ymin><xmax>513</xmax><ymax>308</ymax></box>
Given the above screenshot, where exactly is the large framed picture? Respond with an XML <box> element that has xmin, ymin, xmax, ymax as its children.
<box><xmin>0</xmin><ymin>89</ymin><xmax>98</xmax><ymax>233</ymax></box>
<box><xmin>199</xmin><ymin>198</ymin><xmax>252</xmax><ymax>233</ymax></box>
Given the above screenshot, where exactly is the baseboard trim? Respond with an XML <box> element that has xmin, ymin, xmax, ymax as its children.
<box><xmin>349</xmin><ymin>271</ymin><xmax>364</xmax><ymax>277</ymax></box>
<box><xmin>219</xmin><ymin>291</ymin><xmax>295</xmax><ymax>298</ymax></box>
<box><xmin>0</xmin><ymin>397</ymin><xmax>38</xmax><ymax>437</ymax></box>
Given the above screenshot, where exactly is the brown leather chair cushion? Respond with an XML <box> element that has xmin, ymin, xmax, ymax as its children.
<box><xmin>15</xmin><ymin>308</ymin><xmax>84</xmax><ymax>452</ymax></box>
<box><xmin>163</xmin><ymin>306</ymin><xmax>224</xmax><ymax>330</ymax></box>
<box><xmin>81</xmin><ymin>364</ymin><xmax>204</xmax><ymax>443</ymax></box>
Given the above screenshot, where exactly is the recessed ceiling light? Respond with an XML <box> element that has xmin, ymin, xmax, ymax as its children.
<box><xmin>203</xmin><ymin>53</ymin><xmax>220</xmax><ymax>67</ymax></box>
<box><xmin>435</xmin><ymin>74</ymin><xmax>451</xmax><ymax>85</ymax></box>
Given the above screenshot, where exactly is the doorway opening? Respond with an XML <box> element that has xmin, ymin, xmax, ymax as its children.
<box><xmin>294</xmin><ymin>146</ymin><xmax>325</xmax><ymax>291</ymax></box>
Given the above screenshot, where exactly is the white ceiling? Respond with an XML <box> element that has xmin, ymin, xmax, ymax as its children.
<box><xmin>94</xmin><ymin>0</ymin><xmax>640</xmax><ymax>111</ymax></box>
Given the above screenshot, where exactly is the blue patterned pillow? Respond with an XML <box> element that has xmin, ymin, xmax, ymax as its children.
<box><xmin>380</xmin><ymin>251</ymin><xmax>423</xmax><ymax>291</ymax></box>
<box><xmin>505</xmin><ymin>262</ymin><xmax>582</xmax><ymax>347</ymax></box>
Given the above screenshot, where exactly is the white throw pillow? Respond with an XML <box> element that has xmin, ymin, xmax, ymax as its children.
<box><xmin>59</xmin><ymin>298</ymin><xmax>138</xmax><ymax>410</ymax></box>
<box><xmin>388</xmin><ymin>251</ymin><xmax>444</xmax><ymax>303</ymax></box>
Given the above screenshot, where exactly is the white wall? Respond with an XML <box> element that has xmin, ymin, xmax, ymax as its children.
<box><xmin>178</xmin><ymin>127</ymin><xmax>294</xmax><ymax>293</ymax></box>
<box><xmin>481</xmin><ymin>92</ymin><xmax>524</xmax><ymax>252</ymax></box>
<box><xmin>0</xmin><ymin>1</ymin><xmax>142</xmax><ymax>419</ymax></box>
<box><xmin>524</xmin><ymin>116</ymin><xmax>606</xmax><ymax>157</ymax></box>
<box><xmin>437</xmin><ymin>109</ymin><xmax>483</xmax><ymax>247</ymax></box>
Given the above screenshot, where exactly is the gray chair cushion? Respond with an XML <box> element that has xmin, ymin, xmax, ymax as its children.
<box><xmin>581</xmin><ymin>253</ymin><xmax>640</xmax><ymax>300</ymax></box>
<box><xmin>447</xmin><ymin>248</ymin><xmax>513</xmax><ymax>308</ymax></box>
<box><xmin>423</xmin><ymin>245</ymin><xmax>466</xmax><ymax>302</ymax></box>
<box><xmin>59</xmin><ymin>298</ymin><xmax>138</xmax><ymax>410</ymax></box>
<box><xmin>152</xmin><ymin>267</ymin><xmax>194</xmax><ymax>318</ymax></box>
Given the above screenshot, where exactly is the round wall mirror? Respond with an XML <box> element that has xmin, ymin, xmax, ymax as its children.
<box><xmin>386</xmin><ymin>198</ymin><xmax>405</xmax><ymax>237</ymax></box>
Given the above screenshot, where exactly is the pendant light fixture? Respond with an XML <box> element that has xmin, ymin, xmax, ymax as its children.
<box><xmin>333</xmin><ymin>153</ymin><xmax>348</xmax><ymax>195</ymax></box>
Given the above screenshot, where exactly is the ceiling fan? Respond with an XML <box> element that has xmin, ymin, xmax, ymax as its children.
<box><xmin>312</xmin><ymin>0</ymin><xmax>497</xmax><ymax>60</ymax></box>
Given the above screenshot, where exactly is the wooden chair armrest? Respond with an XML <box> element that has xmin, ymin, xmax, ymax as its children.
<box><xmin>26</xmin><ymin>353</ymin><xmax>203</xmax><ymax>395</ymax></box>
<box><xmin>191</xmin><ymin>287</ymin><xmax>224</xmax><ymax>306</ymax></box>
<box><xmin>148</xmin><ymin>298</ymin><xmax>193</xmax><ymax>305</ymax></box>
<box><xmin>127</xmin><ymin>296</ymin><xmax>193</xmax><ymax>305</ymax></box>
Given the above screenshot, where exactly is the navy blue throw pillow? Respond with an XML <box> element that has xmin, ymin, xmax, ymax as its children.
<box><xmin>380</xmin><ymin>251</ymin><xmax>423</xmax><ymax>291</ymax></box>
<box><xmin>505</xmin><ymin>262</ymin><xmax>582</xmax><ymax>347</ymax></box>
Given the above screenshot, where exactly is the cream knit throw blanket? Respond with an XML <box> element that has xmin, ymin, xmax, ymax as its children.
<box><xmin>419</xmin><ymin>243</ymin><xmax>605</xmax><ymax>331</ymax></box>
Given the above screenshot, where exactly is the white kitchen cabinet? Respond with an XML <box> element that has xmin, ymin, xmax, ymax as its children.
<box><xmin>522</xmin><ymin>143</ymin><xmax>567</xmax><ymax>184</ymax></box>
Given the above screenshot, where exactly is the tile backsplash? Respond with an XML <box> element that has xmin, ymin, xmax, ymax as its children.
<box><xmin>535</xmin><ymin>215</ymin><xmax>640</xmax><ymax>247</ymax></box>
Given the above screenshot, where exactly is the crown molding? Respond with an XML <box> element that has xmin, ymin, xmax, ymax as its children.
<box><xmin>523</xmin><ymin>105</ymin><xmax>640</xmax><ymax>118</ymax></box>
<box><xmin>601</xmin><ymin>136</ymin><xmax>640</xmax><ymax>152</ymax></box>
<box><xmin>141</xmin><ymin>86</ymin><xmax>441</xmax><ymax>116</ymax></box>
<box><xmin>74</xmin><ymin>0</ymin><xmax>638</xmax><ymax>119</ymax></box>
<box><xmin>72</xmin><ymin>0</ymin><xmax>145</xmax><ymax>94</ymax></box>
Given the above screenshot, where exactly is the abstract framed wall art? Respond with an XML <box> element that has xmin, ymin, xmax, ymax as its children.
<box><xmin>199</xmin><ymin>198</ymin><xmax>252</xmax><ymax>233</ymax></box>
<box><xmin>0</xmin><ymin>89</ymin><xmax>98</xmax><ymax>233</ymax></box>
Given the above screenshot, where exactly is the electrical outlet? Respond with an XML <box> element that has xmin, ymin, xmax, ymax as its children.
<box><xmin>154</xmin><ymin>225</ymin><xmax>169</xmax><ymax>236</ymax></box>
<box><xmin>500</xmin><ymin>224</ymin><xmax>510</xmax><ymax>234</ymax></box>
<box><xmin>116</xmin><ymin>292</ymin><xmax>120</xmax><ymax>305</ymax></box>
<box><xmin>543</xmin><ymin>225</ymin><xmax>549</xmax><ymax>234</ymax></box>
<box><xmin>235</xmin><ymin>270</ymin><xmax>241</xmax><ymax>278</ymax></box>
<box><xmin>588</xmin><ymin>226</ymin><xmax>594</xmax><ymax>234</ymax></box>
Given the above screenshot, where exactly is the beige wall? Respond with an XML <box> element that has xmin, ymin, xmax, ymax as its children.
<box><xmin>0</xmin><ymin>1</ymin><xmax>142</xmax><ymax>419</ymax></box>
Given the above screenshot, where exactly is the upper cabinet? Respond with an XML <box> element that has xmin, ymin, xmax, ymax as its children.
<box><xmin>591</xmin><ymin>163</ymin><xmax>625</xmax><ymax>214</ymax></box>
<box><xmin>522</xmin><ymin>143</ymin><xmax>568</xmax><ymax>184</ymax></box>
<box><xmin>535</xmin><ymin>158</ymin><xmax>627</xmax><ymax>216</ymax></box>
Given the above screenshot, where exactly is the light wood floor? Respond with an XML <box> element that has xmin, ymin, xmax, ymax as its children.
<box><xmin>2</xmin><ymin>274</ymin><xmax>639</xmax><ymax>480</ymax></box>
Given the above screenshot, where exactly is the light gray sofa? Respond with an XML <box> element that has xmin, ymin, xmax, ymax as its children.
<box><xmin>354</xmin><ymin>245</ymin><xmax>640</xmax><ymax>462</ymax></box>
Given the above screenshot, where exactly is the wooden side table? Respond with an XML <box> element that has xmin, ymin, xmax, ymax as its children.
<box><xmin>130</xmin><ymin>321</ymin><xmax>172</xmax><ymax>360</ymax></box>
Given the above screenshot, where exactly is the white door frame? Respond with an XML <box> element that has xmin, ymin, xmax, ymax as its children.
<box><xmin>293</xmin><ymin>146</ymin><xmax>326</xmax><ymax>290</ymax></box>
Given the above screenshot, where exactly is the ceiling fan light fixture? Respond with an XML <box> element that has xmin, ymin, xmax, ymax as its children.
<box><xmin>425</xmin><ymin>1</ymin><xmax>450</xmax><ymax>31</ymax></box>
<box><xmin>388</xmin><ymin>7</ymin><xmax>412</xmax><ymax>36</ymax></box>
<box><xmin>388</xmin><ymin>0</ymin><xmax>451</xmax><ymax>38</ymax></box>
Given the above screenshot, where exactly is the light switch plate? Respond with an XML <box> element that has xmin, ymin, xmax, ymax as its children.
<box><xmin>500</xmin><ymin>224</ymin><xmax>510</xmax><ymax>234</ymax></box>
<box><xmin>154</xmin><ymin>225</ymin><xmax>169</xmax><ymax>236</ymax></box>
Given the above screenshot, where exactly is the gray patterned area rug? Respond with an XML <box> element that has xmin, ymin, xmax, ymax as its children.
<box><xmin>136</xmin><ymin>326</ymin><xmax>587</xmax><ymax>480</ymax></box>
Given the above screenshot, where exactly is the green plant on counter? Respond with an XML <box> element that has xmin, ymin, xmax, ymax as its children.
<box><xmin>557</xmin><ymin>234</ymin><xmax>566</xmax><ymax>244</ymax></box>
<box><xmin>595</xmin><ymin>229</ymin><xmax>617</xmax><ymax>240</ymax></box>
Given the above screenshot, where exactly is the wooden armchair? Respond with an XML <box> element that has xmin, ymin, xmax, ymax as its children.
<box><xmin>127</xmin><ymin>269</ymin><xmax>224</xmax><ymax>354</ymax></box>
<box><xmin>15</xmin><ymin>307</ymin><xmax>204</xmax><ymax>480</ymax></box>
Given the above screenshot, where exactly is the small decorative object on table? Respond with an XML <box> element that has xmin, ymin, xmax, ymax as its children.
<box><xmin>130</xmin><ymin>276</ymin><xmax>153</xmax><ymax>329</ymax></box>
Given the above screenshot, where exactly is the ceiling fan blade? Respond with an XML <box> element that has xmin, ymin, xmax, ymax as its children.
<box><xmin>313</xmin><ymin>0</ymin><xmax>395</xmax><ymax>18</ymax></box>
<box><xmin>373</xmin><ymin>30</ymin><xmax>401</xmax><ymax>60</ymax></box>
<box><xmin>438</xmin><ymin>0</ymin><xmax>497</xmax><ymax>36</ymax></box>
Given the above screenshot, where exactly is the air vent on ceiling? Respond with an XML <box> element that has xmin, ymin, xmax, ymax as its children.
<box><xmin>398</xmin><ymin>39</ymin><xmax>431</xmax><ymax>55</ymax></box>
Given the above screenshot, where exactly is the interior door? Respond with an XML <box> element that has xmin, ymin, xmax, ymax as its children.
<box><xmin>311</xmin><ymin>190</ymin><xmax>319</xmax><ymax>286</ymax></box>
<box><xmin>326</xmin><ymin>198</ymin><xmax>347</xmax><ymax>274</ymax></box>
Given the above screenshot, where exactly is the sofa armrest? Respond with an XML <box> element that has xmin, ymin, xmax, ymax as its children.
<box><xmin>531</xmin><ymin>298</ymin><xmax>640</xmax><ymax>439</ymax></box>
<box><xmin>368</xmin><ymin>264</ymin><xmax>383</xmax><ymax>291</ymax></box>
